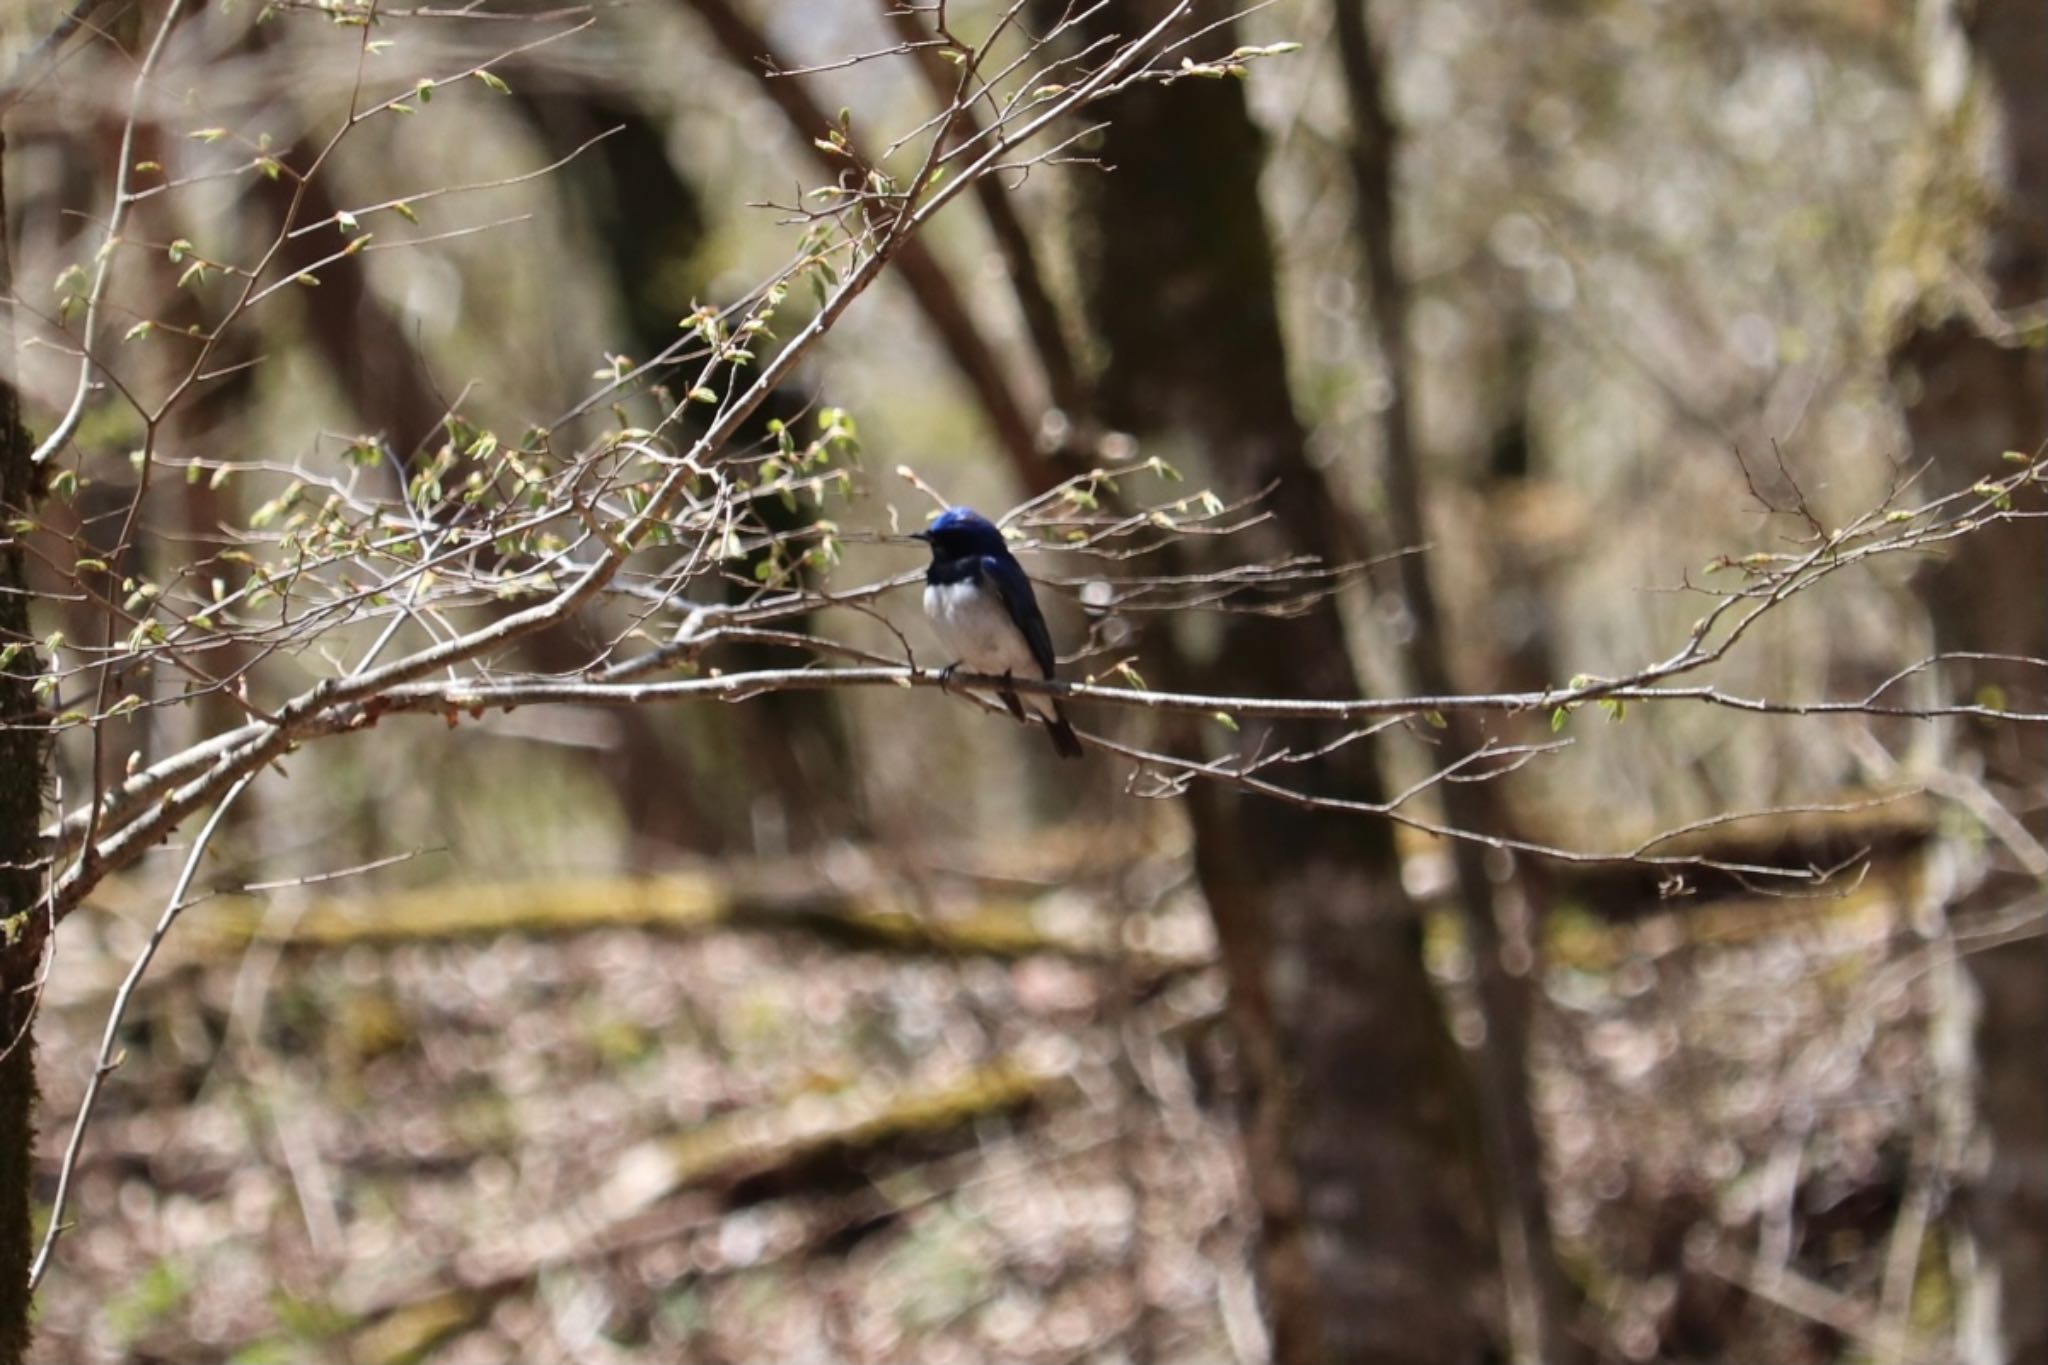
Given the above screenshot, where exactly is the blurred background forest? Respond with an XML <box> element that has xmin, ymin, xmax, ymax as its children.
<box><xmin>5</xmin><ymin>0</ymin><xmax>2048</xmax><ymax>1361</ymax></box>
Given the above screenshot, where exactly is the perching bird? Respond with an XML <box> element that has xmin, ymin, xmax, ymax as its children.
<box><xmin>913</xmin><ymin>506</ymin><xmax>1084</xmax><ymax>759</ymax></box>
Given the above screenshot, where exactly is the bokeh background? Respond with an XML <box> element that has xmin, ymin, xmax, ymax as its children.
<box><xmin>8</xmin><ymin>0</ymin><xmax>2048</xmax><ymax>1361</ymax></box>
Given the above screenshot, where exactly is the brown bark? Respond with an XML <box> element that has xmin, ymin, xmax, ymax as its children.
<box><xmin>1074</xmin><ymin>8</ymin><xmax>1498</xmax><ymax>1361</ymax></box>
<box><xmin>1331</xmin><ymin>6</ymin><xmax>1582</xmax><ymax>1362</ymax></box>
<box><xmin>0</xmin><ymin>119</ymin><xmax>52</xmax><ymax>1365</ymax></box>
<box><xmin>1887</xmin><ymin>2</ymin><xmax>2048</xmax><ymax>1359</ymax></box>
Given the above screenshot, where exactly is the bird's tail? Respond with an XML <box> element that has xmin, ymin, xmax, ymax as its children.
<box><xmin>1045</xmin><ymin>702</ymin><xmax>1084</xmax><ymax>759</ymax></box>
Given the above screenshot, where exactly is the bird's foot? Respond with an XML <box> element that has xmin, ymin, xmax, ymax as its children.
<box><xmin>997</xmin><ymin>670</ymin><xmax>1029</xmax><ymax>724</ymax></box>
<box><xmin>937</xmin><ymin>662</ymin><xmax>961</xmax><ymax>694</ymax></box>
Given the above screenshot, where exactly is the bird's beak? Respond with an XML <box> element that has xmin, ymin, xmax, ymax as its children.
<box><xmin>908</xmin><ymin>530</ymin><xmax>932</xmax><ymax>543</ymax></box>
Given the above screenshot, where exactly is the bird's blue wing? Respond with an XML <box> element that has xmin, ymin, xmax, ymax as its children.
<box><xmin>978</xmin><ymin>554</ymin><xmax>1058</xmax><ymax>678</ymax></box>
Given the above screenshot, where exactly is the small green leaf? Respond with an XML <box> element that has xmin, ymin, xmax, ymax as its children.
<box><xmin>475</xmin><ymin>69</ymin><xmax>511</xmax><ymax>94</ymax></box>
<box><xmin>1551</xmin><ymin>707</ymin><xmax>1569</xmax><ymax>733</ymax></box>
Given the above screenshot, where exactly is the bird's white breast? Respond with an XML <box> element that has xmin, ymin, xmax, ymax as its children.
<box><xmin>924</xmin><ymin>579</ymin><xmax>1040</xmax><ymax>678</ymax></box>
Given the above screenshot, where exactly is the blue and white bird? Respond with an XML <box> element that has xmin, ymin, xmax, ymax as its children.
<box><xmin>913</xmin><ymin>507</ymin><xmax>1084</xmax><ymax>759</ymax></box>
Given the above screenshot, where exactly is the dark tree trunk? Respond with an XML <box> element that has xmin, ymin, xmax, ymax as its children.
<box><xmin>1075</xmin><ymin>8</ymin><xmax>1499</xmax><ymax>1361</ymax></box>
<box><xmin>1331</xmin><ymin>6</ymin><xmax>1581</xmax><ymax>1362</ymax></box>
<box><xmin>1888</xmin><ymin>2</ymin><xmax>2048</xmax><ymax>1359</ymax></box>
<box><xmin>0</xmin><ymin>120</ymin><xmax>52</xmax><ymax>1365</ymax></box>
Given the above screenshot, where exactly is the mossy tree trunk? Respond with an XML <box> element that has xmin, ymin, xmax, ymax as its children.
<box><xmin>1886</xmin><ymin>3</ymin><xmax>2048</xmax><ymax>1359</ymax></box>
<box><xmin>1075</xmin><ymin>8</ymin><xmax>1499</xmax><ymax>1361</ymax></box>
<box><xmin>0</xmin><ymin>119</ymin><xmax>52</xmax><ymax>1365</ymax></box>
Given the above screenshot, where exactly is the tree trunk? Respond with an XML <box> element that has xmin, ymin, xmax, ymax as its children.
<box><xmin>0</xmin><ymin>119</ymin><xmax>52</xmax><ymax>1365</ymax></box>
<box><xmin>1886</xmin><ymin>3</ymin><xmax>2048</xmax><ymax>1360</ymax></box>
<box><xmin>514</xmin><ymin>83</ymin><xmax>865</xmax><ymax>853</ymax></box>
<box><xmin>1075</xmin><ymin>8</ymin><xmax>1499</xmax><ymax>1361</ymax></box>
<box><xmin>1330</xmin><ymin>6</ymin><xmax>1580</xmax><ymax>1362</ymax></box>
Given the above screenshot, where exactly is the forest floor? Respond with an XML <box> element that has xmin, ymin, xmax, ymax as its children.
<box><xmin>28</xmin><ymin>826</ymin><xmax>1944</xmax><ymax>1364</ymax></box>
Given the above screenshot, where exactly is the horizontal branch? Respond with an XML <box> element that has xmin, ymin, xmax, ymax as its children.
<box><xmin>43</xmin><ymin>649</ymin><xmax>2043</xmax><ymax>878</ymax></box>
<box><xmin>361</xmin><ymin>661</ymin><xmax>2048</xmax><ymax>727</ymax></box>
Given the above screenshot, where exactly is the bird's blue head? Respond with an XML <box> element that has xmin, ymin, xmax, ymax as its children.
<box><xmin>912</xmin><ymin>506</ymin><xmax>1011</xmax><ymax>562</ymax></box>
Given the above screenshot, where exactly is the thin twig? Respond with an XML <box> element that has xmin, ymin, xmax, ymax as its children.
<box><xmin>29</xmin><ymin>770</ymin><xmax>254</xmax><ymax>1288</ymax></box>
